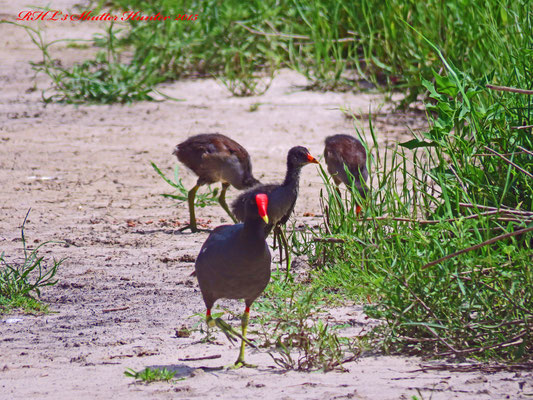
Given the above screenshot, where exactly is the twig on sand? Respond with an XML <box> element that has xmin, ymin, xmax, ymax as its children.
<box><xmin>178</xmin><ymin>354</ymin><xmax>221</xmax><ymax>362</ymax></box>
<box><xmin>410</xmin><ymin>360</ymin><xmax>533</xmax><ymax>373</ymax></box>
<box><xmin>435</xmin><ymin>330</ymin><xmax>528</xmax><ymax>357</ymax></box>
<box><xmin>102</xmin><ymin>306</ymin><xmax>129</xmax><ymax>313</ymax></box>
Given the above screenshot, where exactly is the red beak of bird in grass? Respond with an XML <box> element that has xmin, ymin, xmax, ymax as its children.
<box><xmin>255</xmin><ymin>193</ymin><xmax>269</xmax><ymax>224</ymax></box>
<box><xmin>306</xmin><ymin>153</ymin><xmax>320</xmax><ymax>164</ymax></box>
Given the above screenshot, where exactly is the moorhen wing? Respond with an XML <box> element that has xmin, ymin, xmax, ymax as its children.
<box><xmin>173</xmin><ymin>133</ymin><xmax>260</xmax><ymax>232</ymax></box>
<box><xmin>324</xmin><ymin>134</ymin><xmax>368</xmax><ymax>214</ymax></box>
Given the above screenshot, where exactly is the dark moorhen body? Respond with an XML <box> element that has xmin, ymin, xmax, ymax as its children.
<box><xmin>324</xmin><ymin>134</ymin><xmax>368</xmax><ymax>214</ymax></box>
<box><xmin>195</xmin><ymin>193</ymin><xmax>270</xmax><ymax>367</ymax></box>
<box><xmin>231</xmin><ymin>146</ymin><xmax>319</xmax><ymax>233</ymax></box>
<box><xmin>231</xmin><ymin>146</ymin><xmax>319</xmax><ymax>268</ymax></box>
<box><xmin>173</xmin><ymin>133</ymin><xmax>260</xmax><ymax>232</ymax></box>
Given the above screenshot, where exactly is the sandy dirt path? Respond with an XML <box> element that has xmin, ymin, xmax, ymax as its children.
<box><xmin>1</xmin><ymin>1</ymin><xmax>531</xmax><ymax>399</ymax></box>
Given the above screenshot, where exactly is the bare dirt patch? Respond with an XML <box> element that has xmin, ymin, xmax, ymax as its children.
<box><xmin>1</xmin><ymin>1</ymin><xmax>531</xmax><ymax>399</ymax></box>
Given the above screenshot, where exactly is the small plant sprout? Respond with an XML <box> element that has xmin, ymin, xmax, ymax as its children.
<box><xmin>150</xmin><ymin>162</ymin><xmax>219</xmax><ymax>207</ymax></box>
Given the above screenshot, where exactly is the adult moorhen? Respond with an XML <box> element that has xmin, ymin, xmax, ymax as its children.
<box><xmin>231</xmin><ymin>146</ymin><xmax>319</xmax><ymax>269</ymax></box>
<box><xmin>195</xmin><ymin>193</ymin><xmax>270</xmax><ymax>367</ymax></box>
<box><xmin>173</xmin><ymin>133</ymin><xmax>260</xmax><ymax>232</ymax></box>
<box><xmin>324</xmin><ymin>134</ymin><xmax>368</xmax><ymax>214</ymax></box>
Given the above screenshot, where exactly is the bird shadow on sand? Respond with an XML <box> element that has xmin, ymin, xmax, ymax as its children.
<box><xmin>145</xmin><ymin>363</ymin><xmax>227</xmax><ymax>379</ymax></box>
<box><xmin>148</xmin><ymin>361</ymin><xmax>283</xmax><ymax>378</ymax></box>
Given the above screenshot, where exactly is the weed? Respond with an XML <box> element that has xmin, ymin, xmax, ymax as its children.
<box><xmin>124</xmin><ymin>367</ymin><xmax>177</xmax><ymax>383</ymax></box>
<box><xmin>151</xmin><ymin>162</ymin><xmax>219</xmax><ymax>207</ymax></box>
<box><xmin>254</xmin><ymin>273</ymin><xmax>361</xmax><ymax>371</ymax></box>
<box><xmin>3</xmin><ymin>21</ymin><xmax>171</xmax><ymax>104</ymax></box>
<box><xmin>0</xmin><ymin>210</ymin><xmax>64</xmax><ymax>314</ymax></box>
<box><xmin>0</xmin><ymin>295</ymin><xmax>49</xmax><ymax>315</ymax></box>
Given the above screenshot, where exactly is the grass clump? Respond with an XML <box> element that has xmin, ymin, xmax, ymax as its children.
<box><xmin>254</xmin><ymin>273</ymin><xmax>361</xmax><ymax>371</ymax></box>
<box><xmin>95</xmin><ymin>0</ymin><xmax>532</xmax><ymax>97</ymax></box>
<box><xmin>124</xmin><ymin>367</ymin><xmax>177</xmax><ymax>383</ymax></box>
<box><xmin>18</xmin><ymin>22</ymin><xmax>167</xmax><ymax>104</ymax></box>
<box><xmin>293</xmin><ymin>45</ymin><xmax>532</xmax><ymax>361</ymax></box>
<box><xmin>9</xmin><ymin>0</ymin><xmax>531</xmax><ymax>103</ymax></box>
<box><xmin>0</xmin><ymin>211</ymin><xmax>63</xmax><ymax>315</ymax></box>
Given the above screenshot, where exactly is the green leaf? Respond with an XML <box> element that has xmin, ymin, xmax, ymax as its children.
<box><xmin>400</xmin><ymin>139</ymin><xmax>438</xmax><ymax>149</ymax></box>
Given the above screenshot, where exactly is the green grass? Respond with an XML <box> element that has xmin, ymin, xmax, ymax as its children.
<box><xmin>252</xmin><ymin>272</ymin><xmax>361</xmax><ymax>371</ymax></box>
<box><xmin>289</xmin><ymin>50</ymin><xmax>532</xmax><ymax>361</ymax></box>
<box><xmin>0</xmin><ymin>210</ymin><xmax>64</xmax><ymax>315</ymax></box>
<box><xmin>8</xmin><ymin>0</ymin><xmax>530</xmax><ymax>102</ymax></box>
<box><xmin>124</xmin><ymin>367</ymin><xmax>178</xmax><ymax>383</ymax></box>
<box><xmin>0</xmin><ymin>295</ymin><xmax>50</xmax><ymax>315</ymax></box>
<box><xmin>150</xmin><ymin>161</ymin><xmax>220</xmax><ymax>207</ymax></box>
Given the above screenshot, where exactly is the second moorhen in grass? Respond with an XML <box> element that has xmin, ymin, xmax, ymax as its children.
<box><xmin>324</xmin><ymin>134</ymin><xmax>368</xmax><ymax>214</ymax></box>
<box><xmin>173</xmin><ymin>133</ymin><xmax>260</xmax><ymax>232</ymax></box>
<box><xmin>195</xmin><ymin>193</ymin><xmax>271</xmax><ymax>367</ymax></box>
<box><xmin>231</xmin><ymin>146</ymin><xmax>319</xmax><ymax>269</ymax></box>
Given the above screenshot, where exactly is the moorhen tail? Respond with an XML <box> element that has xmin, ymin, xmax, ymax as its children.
<box><xmin>231</xmin><ymin>146</ymin><xmax>319</xmax><ymax>270</ymax></box>
<box><xmin>324</xmin><ymin>134</ymin><xmax>368</xmax><ymax>214</ymax></box>
<box><xmin>173</xmin><ymin>133</ymin><xmax>260</xmax><ymax>232</ymax></box>
<box><xmin>195</xmin><ymin>193</ymin><xmax>271</xmax><ymax>367</ymax></box>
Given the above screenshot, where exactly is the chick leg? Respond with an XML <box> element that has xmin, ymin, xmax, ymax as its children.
<box><xmin>218</xmin><ymin>183</ymin><xmax>238</xmax><ymax>223</ymax></box>
<box><xmin>179</xmin><ymin>184</ymin><xmax>201</xmax><ymax>232</ymax></box>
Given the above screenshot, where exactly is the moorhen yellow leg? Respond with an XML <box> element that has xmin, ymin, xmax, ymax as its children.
<box><xmin>205</xmin><ymin>309</ymin><xmax>256</xmax><ymax>349</ymax></box>
<box><xmin>179</xmin><ymin>184</ymin><xmax>212</xmax><ymax>233</ymax></box>
<box><xmin>233</xmin><ymin>306</ymin><xmax>256</xmax><ymax>368</ymax></box>
<box><xmin>218</xmin><ymin>183</ymin><xmax>238</xmax><ymax>223</ymax></box>
<box><xmin>178</xmin><ymin>184</ymin><xmax>201</xmax><ymax>232</ymax></box>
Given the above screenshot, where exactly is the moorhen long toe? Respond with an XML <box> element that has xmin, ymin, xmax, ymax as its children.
<box><xmin>173</xmin><ymin>133</ymin><xmax>260</xmax><ymax>232</ymax></box>
<box><xmin>231</xmin><ymin>146</ymin><xmax>319</xmax><ymax>270</ymax></box>
<box><xmin>324</xmin><ymin>134</ymin><xmax>368</xmax><ymax>214</ymax></box>
<box><xmin>195</xmin><ymin>193</ymin><xmax>271</xmax><ymax>367</ymax></box>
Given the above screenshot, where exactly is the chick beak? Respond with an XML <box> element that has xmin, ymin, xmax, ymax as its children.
<box><xmin>307</xmin><ymin>153</ymin><xmax>320</xmax><ymax>164</ymax></box>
